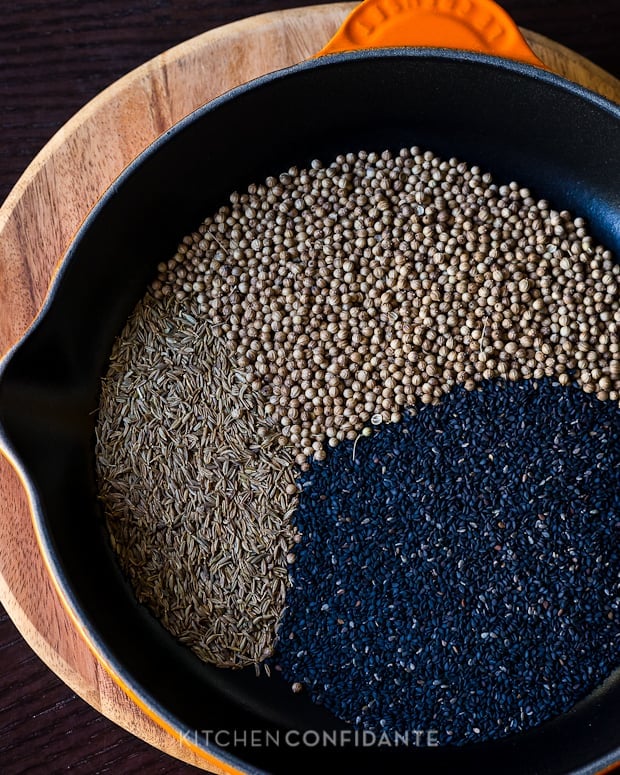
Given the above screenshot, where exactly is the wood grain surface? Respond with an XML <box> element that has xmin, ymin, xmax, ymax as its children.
<box><xmin>0</xmin><ymin>2</ymin><xmax>619</xmax><ymax>773</ymax></box>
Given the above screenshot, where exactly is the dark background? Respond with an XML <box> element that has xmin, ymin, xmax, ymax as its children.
<box><xmin>0</xmin><ymin>1</ymin><xmax>619</xmax><ymax>773</ymax></box>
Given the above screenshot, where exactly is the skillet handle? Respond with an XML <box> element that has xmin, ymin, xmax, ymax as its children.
<box><xmin>316</xmin><ymin>0</ymin><xmax>546</xmax><ymax>68</ymax></box>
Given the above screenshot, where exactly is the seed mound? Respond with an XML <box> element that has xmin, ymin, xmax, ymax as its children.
<box><xmin>95</xmin><ymin>294</ymin><xmax>299</xmax><ymax>668</ymax></box>
<box><xmin>273</xmin><ymin>378</ymin><xmax>620</xmax><ymax>744</ymax></box>
<box><xmin>152</xmin><ymin>146</ymin><xmax>619</xmax><ymax>463</ymax></box>
<box><xmin>97</xmin><ymin>142</ymin><xmax>619</xmax><ymax>733</ymax></box>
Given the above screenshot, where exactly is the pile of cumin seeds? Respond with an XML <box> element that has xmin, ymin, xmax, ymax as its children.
<box><xmin>95</xmin><ymin>293</ymin><xmax>300</xmax><ymax>668</ymax></box>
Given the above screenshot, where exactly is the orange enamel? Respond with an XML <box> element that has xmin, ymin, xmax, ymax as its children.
<box><xmin>317</xmin><ymin>0</ymin><xmax>546</xmax><ymax>67</ymax></box>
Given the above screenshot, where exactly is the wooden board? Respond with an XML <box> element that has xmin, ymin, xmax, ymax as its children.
<box><xmin>0</xmin><ymin>3</ymin><xmax>618</xmax><ymax>771</ymax></box>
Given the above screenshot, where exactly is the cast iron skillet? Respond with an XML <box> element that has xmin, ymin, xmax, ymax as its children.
<box><xmin>0</xmin><ymin>16</ymin><xmax>619</xmax><ymax>775</ymax></box>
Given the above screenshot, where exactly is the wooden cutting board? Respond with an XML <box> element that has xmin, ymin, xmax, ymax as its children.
<box><xmin>0</xmin><ymin>3</ymin><xmax>618</xmax><ymax>771</ymax></box>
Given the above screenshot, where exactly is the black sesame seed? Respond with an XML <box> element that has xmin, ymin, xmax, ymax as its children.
<box><xmin>274</xmin><ymin>378</ymin><xmax>620</xmax><ymax>744</ymax></box>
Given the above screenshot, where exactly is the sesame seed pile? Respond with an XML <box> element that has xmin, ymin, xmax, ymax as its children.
<box><xmin>273</xmin><ymin>379</ymin><xmax>620</xmax><ymax>743</ymax></box>
<box><xmin>152</xmin><ymin>147</ymin><xmax>619</xmax><ymax>464</ymax></box>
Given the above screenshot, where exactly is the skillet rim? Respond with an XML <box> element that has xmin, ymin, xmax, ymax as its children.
<box><xmin>0</xmin><ymin>47</ymin><xmax>619</xmax><ymax>775</ymax></box>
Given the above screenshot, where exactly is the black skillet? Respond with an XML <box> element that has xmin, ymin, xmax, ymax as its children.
<box><xmin>0</xmin><ymin>0</ymin><xmax>618</xmax><ymax>772</ymax></box>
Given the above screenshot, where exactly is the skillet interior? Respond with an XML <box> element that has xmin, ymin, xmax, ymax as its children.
<box><xmin>0</xmin><ymin>50</ymin><xmax>619</xmax><ymax>775</ymax></box>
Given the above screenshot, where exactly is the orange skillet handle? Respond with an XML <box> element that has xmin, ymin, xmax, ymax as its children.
<box><xmin>316</xmin><ymin>0</ymin><xmax>546</xmax><ymax>68</ymax></box>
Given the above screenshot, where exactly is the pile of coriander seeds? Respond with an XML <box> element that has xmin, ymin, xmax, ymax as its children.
<box><xmin>151</xmin><ymin>147</ymin><xmax>619</xmax><ymax>464</ymax></box>
<box><xmin>96</xmin><ymin>144</ymin><xmax>619</xmax><ymax>743</ymax></box>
